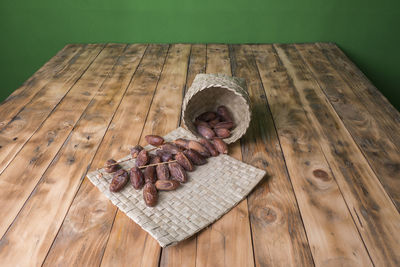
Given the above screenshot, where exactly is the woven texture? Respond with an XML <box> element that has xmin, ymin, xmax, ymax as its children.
<box><xmin>182</xmin><ymin>73</ymin><xmax>251</xmax><ymax>144</ymax></box>
<box><xmin>87</xmin><ymin>127</ymin><xmax>265</xmax><ymax>247</ymax></box>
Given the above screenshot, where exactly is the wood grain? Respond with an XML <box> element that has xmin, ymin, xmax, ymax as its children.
<box><xmin>0</xmin><ymin>44</ymin><xmax>128</xmax><ymax>240</ymax></box>
<box><xmin>252</xmin><ymin>44</ymin><xmax>372</xmax><ymax>266</ymax></box>
<box><xmin>318</xmin><ymin>43</ymin><xmax>400</xmax><ymax>149</ymax></box>
<box><xmin>275</xmin><ymin>43</ymin><xmax>400</xmax><ymax>266</ymax></box>
<box><xmin>0</xmin><ymin>44</ymin><xmax>146</xmax><ymax>266</ymax></box>
<box><xmin>42</xmin><ymin>44</ymin><xmax>169</xmax><ymax>267</ymax></box>
<box><xmin>296</xmin><ymin>43</ymin><xmax>400</xmax><ymax>210</ymax></box>
<box><xmin>229</xmin><ymin>44</ymin><xmax>314</xmax><ymax>266</ymax></box>
<box><xmin>100</xmin><ymin>44</ymin><xmax>191</xmax><ymax>267</ymax></box>
<box><xmin>0</xmin><ymin>44</ymin><xmax>105</xmax><ymax>174</ymax></box>
<box><xmin>0</xmin><ymin>44</ymin><xmax>85</xmax><ymax>127</ymax></box>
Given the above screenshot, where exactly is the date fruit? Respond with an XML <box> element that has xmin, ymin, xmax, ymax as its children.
<box><xmin>183</xmin><ymin>149</ymin><xmax>207</xmax><ymax>165</ymax></box>
<box><xmin>175</xmin><ymin>152</ymin><xmax>194</xmax><ymax>171</ymax></box>
<box><xmin>160</xmin><ymin>143</ymin><xmax>182</xmax><ymax>155</ymax></box>
<box><xmin>130</xmin><ymin>145</ymin><xmax>143</xmax><ymax>159</ymax></box>
<box><xmin>110</xmin><ymin>169</ymin><xmax>129</xmax><ymax>192</ymax></box>
<box><xmin>194</xmin><ymin>119</ymin><xmax>210</xmax><ymax>128</ymax></box>
<box><xmin>168</xmin><ymin>162</ymin><xmax>188</xmax><ymax>183</ymax></box>
<box><xmin>136</xmin><ymin>149</ymin><xmax>149</xmax><ymax>167</ymax></box>
<box><xmin>214</xmin><ymin>127</ymin><xmax>231</xmax><ymax>138</ymax></box>
<box><xmin>197</xmin><ymin>111</ymin><xmax>217</xmax><ymax>122</ymax></box>
<box><xmin>145</xmin><ymin>135</ymin><xmax>164</xmax><ymax>146</ymax></box>
<box><xmin>143</xmin><ymin>182</ymin><xmax>158</xmax><ymax>207</ymax></box>
<box><xmin>144</xmin><ymin>165</ymin><xmax>157</xmax><ymax>184</ymax></box>
<box><xmin>104</xmin><ymin>159</ymin><xmax>120</xmax><ymax>173</ymax></box>
<box><xmin>217</xmin><ymin>105</ymin><xmax>233</xmax><ymax>122</ymax></box>
<box><xmin>197</xmin><ymin>125</ymin><xmax>215</xmax><ymax>139</ymax></box>
<box><xmin>199</xmin><ymin>138</ymin><xmax>219</xmax><ymax>157</ymax></box>
<box><xmin>213</xmin><ymin>121</ymin><xmax>235</xmax><ymax>130</ymax></box>
<box><xmin>155</xmin><ymin>180</ymin><xmax>180</xmax><ymax>191</ymax></box>
<box><xmin>188</xmin><ymin>140</ymin><xmax>211</xmax><ymax>157</ymax></box>
<box><xmin>130</xmin><ymin>167</ymin><xmax>144</xmax><ymax>189</ymax></box>
<box><xmin>173</xmin><ymin>138</ymin><xmax>190</xmax><ymax>149</ymax></box>
<box><xmin>156</xmin><ymin>149</ymin><xmax>173</xmax><ymax>162</ymax></box>
<box><xmin>208</xmin><ymin>117</ymin><xmax>220</xmax><ymax>128</ymax></box>
<box><xmin>213</xmin><ymin>137</ymin><xmax>228</xmax><ymax>154</ymax></box>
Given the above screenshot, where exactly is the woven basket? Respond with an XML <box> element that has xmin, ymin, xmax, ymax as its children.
<box><xmin>182</xmin><ymin>74</ymin><xmax>251</xmax><ymax>144</ymax></box>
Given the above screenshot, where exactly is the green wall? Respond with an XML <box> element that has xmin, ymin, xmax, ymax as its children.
<box><xmin>1</xmin><ymin>0</ymin><xmax>399</xmax><ymax>110</ymax></box>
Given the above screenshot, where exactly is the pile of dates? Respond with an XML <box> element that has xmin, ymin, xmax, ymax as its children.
<box><xmin>106</xmin><ymin>134</ymin><xmax>228</xmax><ymax>207</ymax></box>
<box><xmin>194</xmin><ymin>105</ymin><xmax>235</xmax><ymax>139</ymax></box>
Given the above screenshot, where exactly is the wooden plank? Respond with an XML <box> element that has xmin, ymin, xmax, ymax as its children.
<box><xmin>100</xmin><ymin>44</ymin><xmax>191</xmax><ymax>267</ymax></box>
<box><xmin>252</xmin><ymin>44</ymin><xmax>372</xmax><ymax>266</ymax></box>
<box><xmin>317</xmin><ymin>43</ymin><xmax>400</xmax><ymax>149</ymax></box>
<box><xmin>0</xmin><ymin>44</ymin><xmax>105</xmax><ymax>174</ymax></box>
<box><xmin>0</xmin><ymin>44</ymin><xmax>148</xmax><ymax>266</ymax></box>
<box><xmin>229</xmin><ymin>45</ymin><xmax>314</xmax><ymax>266</ymax></box>
<box><xmin>274</xmin><ymin>43</ymin><xmax>400</xmax><ymax>266</ymax></box>
<box><xmin>0</xmin><ymin>44</ymin><xmax>85</xmax><ymax>127</ymax></box>
<box><xmin>159</xmin><ymin>44</ymin><xmax>206</xmax><ymax>267</ymax></box>
<box><xmin>0</xmin><ymin>44</ymin><xmax>129</xmax><ymax>238</ymax></box>
<box><xmin>42</xmin><ymin>44</ymin><xmax>169</xmax><ymax>267</ymax></box>
<box><xmin>295</xmin><ymin>43</ymin><xmax>400</xmax><ymax>210</ymax></box>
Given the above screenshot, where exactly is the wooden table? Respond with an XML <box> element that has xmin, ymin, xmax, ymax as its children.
<box><xmin>0</xmin><ymin>43</ymin><xmax>399</xmax><ymax>267</ymax></box>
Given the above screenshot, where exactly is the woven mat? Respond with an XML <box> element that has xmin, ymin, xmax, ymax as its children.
<box><xmin>87</xmin><ymin>127</ymin><xmax>266</xmax><ymax>247</ymax></box>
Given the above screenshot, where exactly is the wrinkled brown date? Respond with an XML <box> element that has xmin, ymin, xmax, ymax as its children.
<box><xmin>183</xmin><ymin>149</ymin><xmax>207</xmax><ymax>165</ymax></box>
<box><xmin>130</xmin><ymin>167</ymin><xmax>144</xmax><ymax>189</ymax></box>
<box><xmin>199</xmin><ymin>138</ymin><xmax>219</xmax><ymax>157</ymax></box>
<box><xmin>217</xmin><ymin>105</ymin><xmax>233</xmax><ymax>122</ymax></box>
<box><xmin>168</xmin><ymin>162</ymin><xmax>188</xmax><ymax>183</ymax></box>
<box><xmin>213</xmin><ymin>121</ymin><xmax>235</xmax><ymax>130</ymax></box>
<box><xmin>196</xmin><ymin>125</ymin><xmax>216</xmax><ymax>139</ymax></box>
<box><xmin>188</xmin><ymin>140</ymin><xmax>211</xmax><ymax>158</ymax></box>
<box><xmin>145</xmin><ymin>135</ymin><xmax>164</xmax><ymax>146</ymax></box>
<box><xmin>214</xmin><ymin>127</ymin><xmax>231</xmax><ymax>138</ymax></box>
<box><xmin>143</xmin><ymin>182</ymin><xmax>158</xmax><ymax>207</ymax></box>
<box><xmin>173</xmin><ymin>138</ymin><xmax>190</xmax><ymax>149</ymax></box>
<box><xmin>136</xmin><ymin>149</ymin><xmax>149</xmax><ymax>167</ymax></box>
<box><xmin>213</xmin><ymin>137</ymin><xmax>228</xmax><ymax>154</ymax></box>
<box><xmin>144</xmin><ymin>165</ymin><xmax>157</xmax><ymax>183</ymax></box>
<box><xmin>130</xmin><ymin>145</ymin><xmax>143</xmax><ymax>159</ymax></box>
<box><xmin>208</xmin><ymin>117</ymin><xmax>220</xmax><ymax>128</ymax></box>
<box><xmin>156</xmin><ymin>149</ymin><xmax>173</xmax><ymax>162</ymax></box>
<box><xmin>160</xmin><ymin>143</ymin><xmax>183</xmax><ymax>155</ymax></box>
<box><xmin>197</xmin><ymin>111</ymin><xmax>217</xmax><ymax>122</ymax></box>
<box><xmin>155</xmin><ymin>179</ymin><xmax>180</xmax><ymax>191</ymax></box>
<box><xmin>175</xmin><ymin>152</ymin><xmax>194</xmax><ymax>171</ymax></box>
<box><xmin>109</xmin><ymin>169</ymin><xmax>129</xmax><ymax>192</ymax></box>
<box><xmin>194</xmin><ymin>119</ymin><xmax>210</xmax><ymax>128</ymax></box>
<box><xmin>104</xmin><ymin>159</ymin><xmax>120</xmax><ymax>173</ymax></box>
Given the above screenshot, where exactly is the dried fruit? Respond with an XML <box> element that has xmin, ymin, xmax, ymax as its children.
<box><xmin>155</xmin><ymin>180</ymin><xmax>180</xmax><ymax>191</ymax></box>
<box><xmin>214</xmin><ymin>127</ymin><xmax>231</xmax><ymax>138</ymax></box>
<box><xmin>160</xmin><ymin>143</ymin><xmax>182</xmax><ymax>155</ymax></box>
<box><xmin>144</xmin><ymin>165</ymin><xmax>157</xmax><ymax>183</ymax></box>
<box><xmin>143</xmin><ymin>183</ymin><xmax>158</xmax><ymax>207</ymax></box>
<box><xmin>213</xmin><ymin>137</ymin><xmax>228</xmax><ymax>154</ymax></box>
<box><xmin>104</xmin><ymin>159</ymin><xmax>120</xmax><ymax>173</ymax></box>
<box><xmin>188</xmin><ymin>140</ymin><xmax>211</xmax><ymax>157</ymax></box>
<box><xmin>197</xmin><ymin>111</ymin><xmax>217</xmax><ymax>122</ymax></box>
<box><xmin>173</xmin><ymin>138</ymin><xmax>190</xmax><ymax>149</ymax></box>
<box><xmin>217</xmin><ymin>105</ymin><xmax>233</xmax><ymax>122</ymax></box>
<box><xmin>156</xmin><ymin>149</ymin><xmax>173</xmax><ymax>162</ymax></box>
<box><xmin>130</xmin><ymin>145</ymin><xmax>143</xmax><ymax>158</ymax></box>
<box><xmin>197</xmin><ymin>125</ymin><xmax>216</xmax><ymax>139</ymax></box>
<box><xmin>208</xmin><ymin>117</ymin><xmax>220</xmax><ymax>128</ymax></box>
<box><xmin>175</xmin><ymin>152</ymin><xmax>194</xmax><ymax>171</ymax></box>
<box><xmin>194</xmin><ymin>119</ymin><xmax>209</xmax><ymax>127</ymax></box>
<box><xmin>183</xmin><ymin>149</ymin><xmax>207</xmax><ymax>165</ymax></box>
<box><xmin>213</xmin><ymin>121</ymin><xmax>235</xmax><ymax>130</ymax></box>
<box><xmin>156</xmin><ymin>162</ymin><xmax>170</xmax><ymax>180</ymax></box>
<box><xmin>136</xmin><ymin>149</ymin><xmax>149</xmax><ymax>167</ymax></box>
<box><xmin>199</xmin><ymin>138</ymin><xmax>219</xmax><ymax>157</ymax></box>
<box><xmin>109</xmin><ymin>169</ymin><xmax>129</xmax><ymax>192</ymax></box>
<box><xmin>145</xmin><ymin>135</ymin><xmax>164</xmax><ymax>146</ymax></box>
<box><xmin>168</xmin><ymin>162</ymin><xmax>188</xmax><ymax>183</ymax></box>
<box><xmin>130</xmin><ymin>167</ymin><xmax>144</xmax><ymax>189</ymax></box>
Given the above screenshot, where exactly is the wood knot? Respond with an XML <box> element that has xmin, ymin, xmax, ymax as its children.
<box><xmin>313</xmin><ymin>169</ymin><xmax>330</xmax><ymax>181</ymax></box>
<box><xmin>260</xmin><ymin>207</ymin><xmax>277</xmax><ymax>224</ymax></box>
